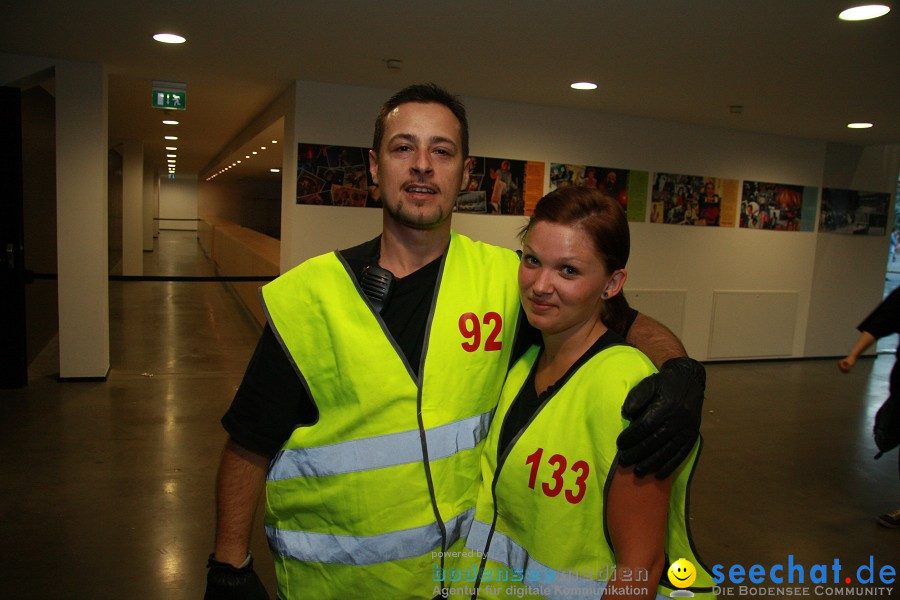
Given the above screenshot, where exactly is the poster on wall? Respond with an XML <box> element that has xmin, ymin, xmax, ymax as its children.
<box><xmin>297</xmin><ymin>143</ymin><xmax>544</xmax><ymax>216</ymax></box>
<box><xmin>740</xmin><ymin>180</ymin><xmax>816</xmax><ymax>231</ymax></box>
<box><xmin>296</xmin><ymin>143</ymin><xmax>380</xmax><ymax>208</ymax></box>
<box><xmin>649</xmin><ymin>172</ymin><xmax>739</xmax><ymax>227</ymax></box>
<box><xmin>548</xmin><ymin>163</ymin><xmax>648</xmax><ymax>222</ymax></box>
<box><xmin>819</xmin><ymin>188</ymin><xmax>890</xmax><ymax>235</ymax></box>
<box><xmin>457</xmin><ymin>156</ymin><xmax>544</xmax><ymax>216</ymax></box>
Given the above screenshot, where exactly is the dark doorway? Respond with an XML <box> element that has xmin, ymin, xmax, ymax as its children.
<box><xmin>0</xmin><ymin>86</ymin><xmax>27</xmax><ymax>388</ymax></box>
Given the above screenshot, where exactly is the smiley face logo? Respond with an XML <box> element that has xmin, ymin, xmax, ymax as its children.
<box><xmin>667</xmin><ymin>558</ymin><xmax>697</xmax><ymax>589</ymax></box>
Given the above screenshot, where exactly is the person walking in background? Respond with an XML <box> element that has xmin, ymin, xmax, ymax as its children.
<box><xmin>838</xmin><ymin>286</ymin><xmax>900</xmax><ymax>528</ymax></box>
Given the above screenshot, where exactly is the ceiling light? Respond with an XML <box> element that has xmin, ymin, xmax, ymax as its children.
<box><xmin>570</xmin><ymin>82</ymin><xmax>598</xmax><ymax>90</ymax></box>
<box><xmin>261</xmin><ymin>146</ymin><xmax>267</xmax><ymax>150</ymax></box>
<box><xmin>163</xmin><ymin>120</ymin><xmax>179</xmax><ymax>125</ymax></box>
<box><xmin>271</xmin><ymin>168</ymin><xmax>281</xmax><ymax>173</ymax></box>
<box><xmin>838</xmin><ymin>4</ymin><xmax>891</xmax><ymax>20</ymax></box>
<box><xmin>272</xmin><ymin>140</ymin><xmax>278</xmax><ymax>144</ymax></box>
<box><xmin>165</xmin><ymin>146</ymin><xmax>177</xmax><ymax>151</ymax></box>
<box><xmin>245</xmin><ymin>155</ymin><xmax>250</xmax><ymax>158</ymax></box>
<box><xmin>165</xmin><ymin>135</ymin><xmax>178</xmax><ymax>140</ymax></box>
<box><xmin>847</xmin><ymin>122</ymin><xmax>874</xmax><ymax>129</ymax></box>
<box><xmin>167</xmin><ymin>154</ymin><xmax>176</xmax><ymax>158</ymax></box>
<box><xmin>237</xmin><ymin>160</ymin><xmax>242</xmax><ymax>163</ymax></box>
<box><xmin>153</xmin><ymin>33</ymin><xmax>186</xmax><ymax>44</ymax></box>
<box><xmin>252</xmin><ymin>151</ymin><xmax>258</xmax><ymax>155</ymax></box>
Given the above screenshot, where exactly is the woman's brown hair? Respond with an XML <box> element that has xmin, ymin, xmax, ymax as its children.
<box><xmin>519</xmin><ymin>186</ymin><xmax>631</xmax><ymax>335</ymax></box>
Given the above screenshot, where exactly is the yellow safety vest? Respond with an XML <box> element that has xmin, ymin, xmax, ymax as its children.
<box><xmin>261</xmin><ymin>231</ymin><xmax>521</xmax><ymax>599</ymax></box>
<box><xmin>453</xmin><ymin>344</ymin><xmax>715</xmax><ymax>600</ymax></box>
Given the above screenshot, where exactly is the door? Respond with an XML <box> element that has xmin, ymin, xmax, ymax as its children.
<box><xmin>0</xmin><ymin>86</ymin><xmax>27</xmax><ymax>388</ymax></box>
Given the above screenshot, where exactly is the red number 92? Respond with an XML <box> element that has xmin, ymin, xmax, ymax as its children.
<box><xmin>459</xmin><ymin>312</ymin><xmax>503</xmax><ymax>352</ymax></box>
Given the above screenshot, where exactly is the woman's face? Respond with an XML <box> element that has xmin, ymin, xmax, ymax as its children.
<box><xmin>518</xmin><ymin>221</ymin><xmax>623</xmax><ymax>337</ymax></box>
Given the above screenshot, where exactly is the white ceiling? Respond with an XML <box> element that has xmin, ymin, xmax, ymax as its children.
<box><xmin>2</xmin><ymin>0</ymin><xmax>898</xmax><ymax>181</ymax></box>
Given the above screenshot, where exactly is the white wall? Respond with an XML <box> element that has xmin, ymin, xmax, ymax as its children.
<box><xmin>281</xmin><ymin>80</ymin><xmax>898</xmax><ymax>361</ymax></box>
<box><xmin>159</xmin><ymin>177</ymin><xmax>198</xmax><ymax>231</ymax></box>
<box><xmin>121</xmin><ymin>139</ymin><xmax>143</xmax><ymax>275</ymax></box>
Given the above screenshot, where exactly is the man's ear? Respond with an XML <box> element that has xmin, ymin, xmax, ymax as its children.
<box><xmin>460</xmin><ymin>157</ymin><xmax>474</xmax><ymax>191</ymax></box>
<box><xmin>368</xmin><ymin>149</ymin><xmax>379</xmax><ymax>185</ymax></box>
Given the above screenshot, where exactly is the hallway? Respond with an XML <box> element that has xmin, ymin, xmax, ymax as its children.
<box><xmin>1</xmin><ymin>231</ymin><xmax>274</xmax><ymax>598</ymax></box>
<box><xmin>0</xmin><ymin>230</ymin><xmax>897</xmax><ymax>599</ymax></box>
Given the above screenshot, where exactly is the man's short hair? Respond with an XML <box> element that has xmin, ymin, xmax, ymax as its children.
<box><xmin>372</xmin><ymin>82</ymin><xmax>469</xmax><ymax>158</ymax></box>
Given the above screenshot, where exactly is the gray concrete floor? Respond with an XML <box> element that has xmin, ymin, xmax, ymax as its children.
<box><xmin>1</xmin><ymin>230</ymin><xmax>898</xmax><ymax>599</ymax></box>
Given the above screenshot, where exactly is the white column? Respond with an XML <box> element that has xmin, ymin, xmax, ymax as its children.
<box><xmin>143</xmin><ymin>167</ymin><xmax>155</xmax><ymax>251</ymax></box>
<box><xmin>122</xmin><ymin>139</ymin><xmax>143</xmax><ymax>275</ymax></box>
<box><xmin>279</xmin><ymin>81</ymin><xmax>298</xmax><ymax>272</ymax></box>
<box><xmin>55</xmin><ymin>59</ymin><xmax>109</xmax><ymax>379</ymax></box>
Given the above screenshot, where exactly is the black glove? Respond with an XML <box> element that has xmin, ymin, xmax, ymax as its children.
<box><xmin>616</xmin><ymin>357</ymin><xmax>705</xmax><ymax>479</ymax></box>
<box><xmin>204</xmin><ymin>554</ymin><xmax>270</xmax><ymax>600</ymax></box>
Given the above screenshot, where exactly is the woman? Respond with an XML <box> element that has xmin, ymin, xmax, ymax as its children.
<box><xmin>454</xmin><ymin>187</ymin><xmax>712</xmax><ymax>599</ymax></box>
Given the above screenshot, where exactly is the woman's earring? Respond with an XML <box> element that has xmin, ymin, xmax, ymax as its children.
<box><xmin>602</xmin><ymin>291</ymin><xmax>610</xmax><ymax>299</ymax></box>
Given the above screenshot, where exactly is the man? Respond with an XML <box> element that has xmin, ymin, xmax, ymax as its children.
<box><xmin>204</xmin><ymin>83</ymin><xmax>705</xmax><ymax>599</ymax></box>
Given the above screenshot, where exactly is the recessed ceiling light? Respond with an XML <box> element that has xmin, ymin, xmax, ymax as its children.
<box><xmin>167</xmin><ymin>154</ymin><xmax>176</xmax><ymax>158</ymax></box>
<box><xmin>153</xmin><ymin>33</ymin><xmax>186</xmax><ymax>44</ymax></box>
<box><xmin>271</xmin><ymin>168</ymin><xmax>281</xmax><ymax>173</ymax></box>
<box><xmin>165</xmin><ymin>135</ymin><xmax>178</xmax><ymax>140</ymax></box>
<box><xmin>839</xmin><ymin>4</ymin><xmax>891</xmax><ymax>20</ymax></box>
<box><xmin>163</xmin><ymin>120</ymin><xmax>179</xmax><ymax>125</ymax></box>
<box><xmin>237</xmin><ymin>160</ymin><xmax>242</xmax><ymax>164</ymax></box>
<box><xmin>272</xmin><ymin>140</ymin><xmax>278</xmax><ymax>144</ymax></box>
<box><xmin>252</xmin><ymin>151</ymin><xmax>258</xmax><ymax>155</ymax></box>
<box><xmin>847</xmin><ymin>122</ymin><xmax>874</xmax><ymax>129</ymax></box>
<box><xmin>245</xmin><ymin>155</ymin><xmax>250</xmax><ymax>158</ymax></box>
<box><xmin>165</xmin><ymin>146</ymin><xmax>177</xmax><ymax>151</ymax></box>
<box><xmin>570</xmin><ymin>82</ymin><xmax>598</xmax><ymax>90</ymax></box>
<box><xmin>261</xmin><ymin>146</ymin><xmax>266</xmax><ymax>150</ymax></box>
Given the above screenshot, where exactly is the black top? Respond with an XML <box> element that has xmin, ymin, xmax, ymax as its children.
<box><xmin>859</xmin><ymin>287</ymin><xmax>900</xmax><ymax>351</ymax></box>
<box><xmin>496</xmin><ymin>329</ymin><xmax>628</xmax><ymax>457</ymax></box>
<box><xmin>222</xmin><ymin>235</ymin><xmax>638</xmax><ymax>457</ymax></box>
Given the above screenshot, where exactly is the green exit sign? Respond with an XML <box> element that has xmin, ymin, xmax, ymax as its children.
<box><xmin>152</xmin><ymin>89</ymin><xmax>186</xmax><ymax>110</ymax></box>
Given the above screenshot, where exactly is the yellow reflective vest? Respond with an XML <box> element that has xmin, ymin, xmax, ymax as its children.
<box><xmin>454</xmin><ymin>343</ymin><xmax>715</xmax><ymax>600</ymax></box>
<box><xmin>261</xmin><ymin>231</ymin><xmax>521</xmax><ymax>599</ymax></box>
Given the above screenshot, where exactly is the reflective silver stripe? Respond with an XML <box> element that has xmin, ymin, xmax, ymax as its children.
<box><xmin>267</xmin><ymin>411</ymin><xmax>492</xmax><ymax>481</ymax></box>
<box><xmin>267</xmin><ymin>507</ymin><xmax>475</xmax><ymax>566</ymax></box>
<box><xmin>466</xmin><ymin>519</ymin><xmax>668</xmax><ymax>600</ymax></box>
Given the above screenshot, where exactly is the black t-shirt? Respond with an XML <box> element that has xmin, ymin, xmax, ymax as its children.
<box><xmin>859</xmin><ymin>287</ymin><xmax>900</xmax><ymax>348</ymax></box>
<box><xmin>496</xmin><ymin>329</ymin><xmax>628</xmax><ymax>457</ymax></box>
<box><xmin>222</xmin><ymin>235</ymin><xmax>639</xmax><ymax>457</ymax></box>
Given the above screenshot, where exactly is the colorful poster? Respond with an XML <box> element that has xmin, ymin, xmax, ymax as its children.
<box><xmin>296</xmin><ymin>143</ymin><xmax>379</xmax><ymax>207</ymax></box>
<box><xmin>740</xmin><ymin>181</ymin><xmax>806</xmax><ymax>231</ymax></box>
<box><xmin>650</xmin><ymin>172</ymin><xmax>738</xmax><ymax>227</ymax></box>
<box><xmin>819</xmin><ymin>188</ymin><xmax>890</xmax><ymax>235</ymax></box>
<box><xmin>297</xmin><ymin>143</ymin><xmax>544</xmax><ymax>216</ymax></box>
<box><xmin>459</xmin><ymin>156</ymin><xmax>544</xmax><ymax>216</ymax></box>
<box><xmin>549</xmin><ymin>163</ymin><xmax>645</xmax><ymax>221</ymax></box>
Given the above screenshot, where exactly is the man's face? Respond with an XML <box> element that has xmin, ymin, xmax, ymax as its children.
<box><xmin>369</xmin><ymin>102</ymin><xmax>469</xmax><ymax>231</ymax></box>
